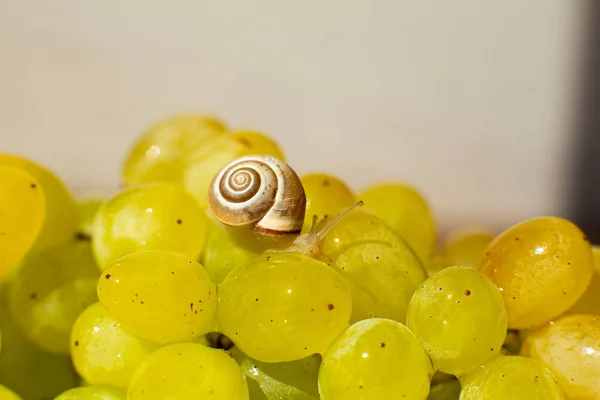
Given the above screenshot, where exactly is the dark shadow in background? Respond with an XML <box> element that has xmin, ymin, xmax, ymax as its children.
<box><xmin>570</xmin><ymin>0</ymin><xmax>600</xmax><ymax>240</ymax></box>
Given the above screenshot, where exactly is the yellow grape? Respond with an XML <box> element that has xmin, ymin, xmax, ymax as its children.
<box><xmin>521</xmin><ymin>314</ymin><xmax>600</xmax><ymax>399</ymax></box>
<box><xmin>432</xmin><ymin>228</ymin><xmax>495</xmax><ymax>273</ymax></box>
<box><xmin>479</xmin><ymin>217</ymin><xmax>594</xmax><ymax>329</ymax></box>
<box><xmin>91</xmin><ymin>182</ymin><xmax>208</xmax><ymax>269</ymax></box>
<box><xmin>0</xmin><ymin>299</ymin><xmax>78</xmax><ymax>399</ymax></box>
<box><xmin>459</xmin><ymin>356</ymin><xmax>564</xmax><ymax>400</ymax></box>
<box><xmin>427</xmin><ymin>380</ymin><xmax>461</xmax><ymax>400</ymax></box>
<box><xmin>318</xmin><ymin>318</ymin><xmax>433</xmax><ymax>400</ymax></box>
<box><xmin>184</xmin><ymin>133</ymin><xmax>284</xmax><ymax>207</ymax></box>
<box><xmin>0</xmin><ymin>154</ymin><xmax>78</xmax><ymax>253</ymax></box>
<box><xmin>229</xmin><ymin>130</ymin><xmax>286</xmax><ymax>160</ymax></box>
<box><xmin>333</xmin><ymin>241</ymin><xmax>426</xmax><ymax>324</ymax></box>
<box><xmin>299</xmin><ymin>173</ymin><xmax>356</xmax><ymax>233</ymax></box>
<box><xmin>358</xmin><ymin>183</ymin><xmax>437</xmax><ymax>262</ymax></box>
<box><xmin>71</xmin><ymin>302</ymin><xmax>160</xmax><ymax>389</ymax></box>
<box><xmin>8</xmin><ymin>242</ymin><xmax>99</xmax><ymax>354</ymax></box>
<box><xmin>239</xmin><ymin>353</ymin><xmax>321</xmax><ymax>400</ymax></box>
<box><xmin>0</xmin><ymin>384</ymin><xmax>22</xmax><ymax>400</ymax></box>
<box><xmin>201</xmin><ymin>219</ymin><xmax>256</xmax><ymax>284</ymax></box>
<box><xmin>320</xmin><ymin>209</ymin><xmax>409</xmax><ymax>258</ymax></box>
<box><xmin>568</xmin><ymin>245</ymin><xmax>600</xmax><ymax>316</ymax></box>
<box><xmin>77</xmin><ymin>198</ymin><xmax>104</xmax><ymax>239</ymax></box>
<box><xmin>54</xmin><ymin>385</ymin><xmax>126</xmax><ymax>400</ymax></box>
<box><xmin>97</xmin><ymin>250</ymin><xmax>217</xmax><ymax>343</ymax></box>
<box><xmin>122</xmin><ymin>113</ymin><xmax>227</xmax><ymax>186</ymax></box>
<box><xmin>406</xmin><ymin>266</ymin><xmax>507</xmax><ymax>376</ymax></box>
<box><xmin>128</xmin><ymin>342</ymin><xmax>249</xmax><ymax>400</ymax></box>
<box><xmin>0</xmin><ymin>166</ymin><xmax>45</xmax><ymax>276</ymax></box>
<box><xmin>218</xmin><ymin>252</ymin><xmax>352</xmax><ymax>363</ymax></box>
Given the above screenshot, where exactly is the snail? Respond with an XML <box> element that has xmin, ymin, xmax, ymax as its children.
<box><xmin>208</xmin><ymin>155</ymin><xmax>362</xmax><ymax>258</ymax></box>
<box><xmin>208</xmin><ymin>155</ymin><xmax>306</xmax><ymax>235</ymax></box>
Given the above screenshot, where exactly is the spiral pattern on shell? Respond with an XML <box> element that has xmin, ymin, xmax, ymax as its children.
<box><xmin>208</xmin><ymin>155</ymin><xmax>306</xmax><ymax>235</ymax></box>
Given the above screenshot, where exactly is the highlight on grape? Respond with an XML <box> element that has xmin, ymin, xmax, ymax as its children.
<box><xmin>0</xmin><ymin>113</ymin><xmax>598</xmax><ymax>400</ymax></box>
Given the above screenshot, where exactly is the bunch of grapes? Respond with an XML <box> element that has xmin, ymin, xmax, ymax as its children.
<box><xmin>0</xmin><ymin>113</ymin><xmax>599</xmax><ymax>400</ymax></box>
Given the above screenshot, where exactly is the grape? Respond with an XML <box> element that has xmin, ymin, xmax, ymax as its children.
<box><xmin>459</xmin><ymin>356</ymin><xmax>564</xmax><ymax>400</ymax></box>
<box><xmin>239</xmin><ymin>353</ymin><xmax>320</xmax><ymax>400</ymax></box>
<box><xmin>358</xmin><ymin>183</ymin><xmax>437</xmax><ymax>262</ymax></box>
<box><xmin>91</xmin><ymin>182</ymin><xmax>208</xmax><ymax>269</ymax></box>
<box><xmin>184</xmin><ymin>134</ymin><xmax>284</xmax><ymax>207</ymax></box>
<box><xmin>568</xmin><ymin>245</ymin><xmax>600</xmax><ymax>316</ymax></box>
<box><xmin>201</xmin><ymin>219</ymin><xmax>256</xmax><ymax>284</ymax></box>
<box><xmin>77</xmin><ymin>198</ymin><xmax>104</xmax><ymax>239</ymax></box>
<box><xmin>0</xmin><ymin>166</ymin><xmax>45</xmax><ymax>276</ymax></box>
<box><xmin>320</xmin><ymin>209</ymin><xmax>410</xmax><ymax>258</ymax></box>
<box><xmin>0</xmin><ymin>384</ymin><xmax>22</xmax><ymax>400</ymax></box>
<box><xmin>406</xmin><ymin>266</ymin><xmax>507</xmax><ymax>376</ymax></box>
<box><xmin>8</xmin><ymin>242</ymin><xmax>99</xmax><ymax>354</ymax></box>
<box><xmin>122</xmin><ymin>113</ymin><xmax>227</xmax><ymax>186</ymax></box>
<box><xmin>429</xmin><ymin>229</ymin><xmax>495</xmax><ymax>275</ymax></box>
<box><xmin>218</xmin><ymin>252</ymin><xmax>352</xmax><ymax>363</ymax></box>
<box><xmin>300</xmin><ymin>173</ymin><xmax>356</xmax><ymax>233</ymax></box>
<box><xmin>318</xmin><ymin>318</ymin><xmax>433</xmax><ymax>400</ymax></box>
<box><xmin>230</xmin><ymin>130</ymin><xmax>286</xmax><ymax>161</ymax></box>
<box><xmin>71</xmin><ymin>302</ymin><xmax>160</xmax><ymax>389</ymax></box>
<box><xmin>428</xmin><ymin>380</ymin><xmax>461</xmax><ymax>400</ymax></box>
<box><xmin>0</xmin><ymin>154</ymin><xmax>78</xmax><ymax>253</ymax></box>
<box><xmin>54</xmin><ymin>386</ymin><xmax>126</xmax><ymax>400</ymax></box>
<box><xmin>478</xmin><ymin>217</ymin><xmax>594</xmax><ymax>329</ymax></box>
<box><xmin>0</xmin><ymin>294</ymin><xmax>78</xmax><ymax>399</ymax></box>
<box><xmin>127</xmin><ymin>342</ymin><xmax>249</xmax><ymax>400</ymax></box>
<box><xmin>333</xmin><ymin>241</ymin><xmax>426</xmax><ymax>323</ymax></box>
<box><xmin>520</xmin><ymin>314</ymin><xmax>600</xmax><ymax>399</ymax></box>
<box><xmin>97</xmin><ymin>250</ymin><xmax>217</xmax><ymax>343</ymax></box>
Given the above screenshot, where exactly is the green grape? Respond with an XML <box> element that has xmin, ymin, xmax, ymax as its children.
<box><xmin>299</xmin><ymin>173</ymin><xmax>356</xmax><ymax>233</ymax></box>
<box><xmin>91</xmin><ymin>182</ymin><xmax>208</xmax><ymax>269</ymax></box>
<box><xmin>333</xmin><ymin>241</ymin><xmax>426</xmax><ymax>323</ymax></box>
<box><xmin>77</xmin><ymin>198</ymin><xmax>104</xmax><ymax>239</ymax></box>
<box><xmin>0</xmin><ymin>384</ymin><xmax>23</xmax><ymax>400</ymax></box>
<box><xmin>122</xmin><ymin>113</ymin><xmax>227</xmax><ymax>186</ymax></box>
<box><xmin>319</xmin><ymin>318</ymin><xmax>433</xmax><ymax>400</ymax></box>
<box><xmin>229</xmin><ymin>130</ymin><xmax>286</xmax><ymax>161</ymax></box>
<box><xmin>568</xmin><ymin>245</ymin><xmax>600</xmax><ymax>316</ymax></box>
<box><xmin>428</xmin><ymin>228</ymin><xmax>495</xmax><ymax>276</ymax></box>
<box><xmin>201</xmin><ymin>218</ymin><xmax>256</xmax><ymax>284</ymax></box>
<box><xmin>478</xmin><ymin>217</ymin><xmax>594</xmax><ymax>329</ymax></box>
<box><xmin>71</xmin><ymin>302</ymin><xmax>160</xmax><ymax>389</ymax></box>
<box><xmin>184</xmin><ymin>133</ymin><xmax>284</xmax><ymax>207</ymax></box>
<box><xmin>358</xmin><ymin>183</ymin><xmax>437</xmax><ymax>262</ymax></box>
<box><xmin>406</xmin><ymin>266</ymin><xmax>507</xmax><ymax>376</ymax></box>
<box><xmin>520</xmin><ymin>314</ymin><xmax>600</xmax><ymax>399</ymax></box>
<box><xmin>54</xmin><ymin>386</ymin><xmax>126</xmax><ymax>400</ymax></box>
<box><xmin>239</xmin><ymin>353</ymin><xmax>320</xmax><ymax>400</ymax></box>
<box><xmin>128</xmin><ymin>342</ymin><xmax>249</xmax><ymax>400</ymax></box>
<box><xmin>320</xmin><ymin>209</ymin><xmax>410</xmax><ymax>258</ymax></box>
<box><xmin>97</xmin><ymin>250</ymin><xmax>217</xmax><ymax>343</ymax></box>
<box><xmin>0</xmin><ymin>154</ymin><xmax>78</xmax><ymax>254</ymax></box>
<box><xmin>8</xmin><ymin>242</ymin><xmax>99</xmax><ymax>354</ymax></box>
<box><xmin>428</xmin><ymin>380</ymin><xmax>461</xmax><ymax>400</ymax></box>
<box><xmin>459</xmin><ymin>356</ymin><xmax>564</xmax><ymax>400</ymax></box>
<box><xmin>0</xmin><ymin>166</ymin><xmax>45</xmax><ymax>276</ymax></box>
<box><xmin>218</xmin><ymin>252</ymin><xmax>352</xmax><ymax>363</ymax></box>
<box><xmin>0</xmin><ymin>300</ymin><xmax>78</xmax><ymax>399</ymax></box>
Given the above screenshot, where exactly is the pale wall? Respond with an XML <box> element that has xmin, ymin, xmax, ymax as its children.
<box><xmin>0</xmin><ymin>0</ymin><xmax>586</xmax><ymax>231</ymax></box>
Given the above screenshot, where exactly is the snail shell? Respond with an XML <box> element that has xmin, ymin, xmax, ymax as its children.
<box><xmin>208</xmin><ymin>155</ymin><xmax>306</xmax><ymax>235</ymax></box>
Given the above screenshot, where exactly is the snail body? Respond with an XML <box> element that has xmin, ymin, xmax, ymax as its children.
<box><xmin>208</xmin><ymin>155</ymin><xmax>306</xmax><ymax>236</ymax></box>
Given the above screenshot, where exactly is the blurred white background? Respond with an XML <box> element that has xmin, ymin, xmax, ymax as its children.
<box><xmin>0</xmin><ymin>1</ymin><xmax>586</xmax><ymax>231</ymax></box>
